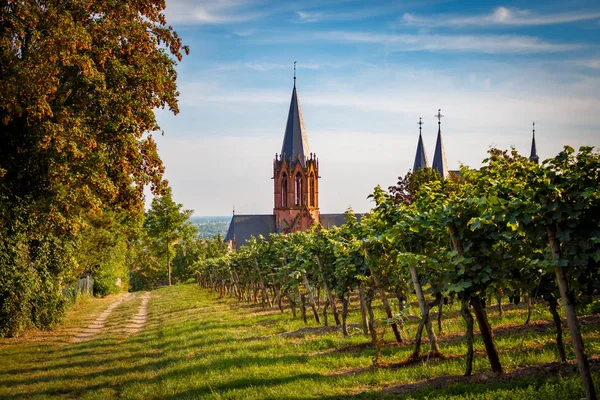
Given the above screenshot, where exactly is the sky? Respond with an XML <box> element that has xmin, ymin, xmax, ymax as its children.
<box><xmin>152</xmin><ymin>0</ymin><xmax>600</xmax><ymax>216</ymax></box>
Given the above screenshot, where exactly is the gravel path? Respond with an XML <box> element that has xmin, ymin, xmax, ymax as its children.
<box><xmin>71</xmin><ymin>293</ymin><xmax>134</xmax><ymax>343</ymax></box>
<box><xmin>125</xmin><ymin>292</ymin><xmax>151</xmax><ymax>335</ymax></box>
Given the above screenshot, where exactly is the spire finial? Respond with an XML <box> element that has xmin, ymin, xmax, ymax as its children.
<box><xmin>435</xmin><ymin>109</ymin><xmax>444</xmax><ymax>125</ymax></box>
<box><xmin>232</xmin><ymin>205</ymin><xmax>235</xmax><ymax>216</ymax></box>
<box><xmin>532</xmin><ymin>121</ymin><xmax>535</xmax><ymax>137</ymax></box>
<box><xmin>294</xmin><ymin>61</ymin><xmax>296</xmax><ymax>86</ymax></box>
<box><xmin>417</xmin><ymin>117</ymin><xmax>424</xmax><ymax>134</ymax></box>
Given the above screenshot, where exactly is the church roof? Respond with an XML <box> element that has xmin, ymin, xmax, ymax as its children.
<box><xmin>224</xmin><ymin>215</ymin><xmax>276</xmax><ymax>248</ymax></box>
<box><xmin>412</xmin><ymin>133</ymin><xmax>428</xmax><ymax>172</ymax></box>
<box><xmin>320</xmin><ymin>214</ymin><xmax>357</xmax><ymax>229</ymax></box>
<box><xmin>281</xmin><ymin>80</ymin><xmax>310</xmax><ymax>167</ymax></box>
<box><xmin>225</xmin><ymin>213</ymin><xmax>361</xmax><ymax>249</ymax></box>
<box><xmin>432</xmin><ymin>125</ymin><xmax>449</xmax><ymax>178</ymax></box>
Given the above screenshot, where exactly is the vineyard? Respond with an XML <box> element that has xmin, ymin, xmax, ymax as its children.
<box><xmin>195</xmin><ymin>146</ymin><xmax>600</xmax><ymax>398</ymax></box>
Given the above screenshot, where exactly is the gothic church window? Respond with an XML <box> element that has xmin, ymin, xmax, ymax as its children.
<box><xmin>281</xmin><ymin>173</ymin><xmax>288</xmax><ymax>207</ymax></box>
<box><xmin>295</xmin><ymin>174</ymin><xmax>302</xmax><ymax>206</ymax></box>
<box><xmin>309</xmin><ymin>173</ymin><xmax>315</xmax><ymax>207</ymax></box>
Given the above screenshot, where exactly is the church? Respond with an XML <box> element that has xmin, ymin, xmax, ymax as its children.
<box><xmin>224</xmin><ymin>73</ymin><xmax>349</xmax><ymax>250</ymax></box>
<box><xmin>225</xmin><ymin>74</ymin><xmax>540</xmax><ymax>250</ymax></box>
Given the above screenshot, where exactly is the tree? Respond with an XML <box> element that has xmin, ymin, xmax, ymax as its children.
<box><xmin>144</xmin><ymin>188</ymin><xmax>195</xmax><ymax>286</ymax></box>
<box><xmin>0</xmin><ymin>0</ymin><xmax>187</xmax><ymax>336</ymax></box>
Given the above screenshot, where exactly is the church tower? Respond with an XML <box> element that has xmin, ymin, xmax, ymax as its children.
<box><xmin>273</xmin><ymin>68</ymin><xmax>319</xmax><ymax>233</ymax></box>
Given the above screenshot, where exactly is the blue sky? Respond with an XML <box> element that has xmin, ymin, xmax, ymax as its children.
<box><xmin>153</xmin><ymin>0</ymin><xmax>600</xmax><ymax>216</ymax></box>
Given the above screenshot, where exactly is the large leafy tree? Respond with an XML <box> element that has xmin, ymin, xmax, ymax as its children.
<box><xmin>0</xmin><ymin>1</ymin><xmax>187</xmax><ymax>336</ymax></box>
<box><xmin>143</xmin><ymin>188</ymin><xmax>195</xmax><ymax>287</ymax></box>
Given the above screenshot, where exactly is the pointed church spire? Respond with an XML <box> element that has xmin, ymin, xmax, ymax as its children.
<box><xmin>432</xmin><ymin>109</ymin><xmax>449</xmax><ymax>178</ymax></box>
<box><xmin>529</xmin><ymin>121</ymin><xmax>539</xmax><ymax>164</ymax></box>
<box><xmin>412</xmin><ymin>117</ymin><xmax>428</xmax><ymax>172</ymax></box>
<box><xmin>281</xmin><ymin>62</ymin><xmax>310</xmax><ymax>166</ymax></box>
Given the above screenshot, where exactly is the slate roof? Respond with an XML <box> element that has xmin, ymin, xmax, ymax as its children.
<box><xmin>432</xmin><ymin>126</ymin><xmax>449</xmax><ymax>178</ymax></box>
<box><xmin>280</xmin><ymin>81</ymin><xmax>310</xmax><ymax>167</ymax></box>
<box><xmin>224</xmin><ymin>215</ymin><xmax>276</xmax><ymax>248</ymax></box>
<box><xmin>412</xmin><ymin>133</ymin><xmax>428</xmax><ymax>172</ymax></box>
<box><xmin>225</xmin><ymin>213</ymin><xmax>361</xmax><ymax>248</ymax></box>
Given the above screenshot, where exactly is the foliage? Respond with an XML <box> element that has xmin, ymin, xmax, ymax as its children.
<box><xmin>0</xmin><ymin>1</ymin><xmax>187</xmax><ymax>336</ymax></box>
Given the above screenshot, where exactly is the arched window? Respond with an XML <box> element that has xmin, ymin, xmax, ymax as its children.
<box><xmin>309</xmin><ymin>173</ymin><xmax>316</xmax><ymax>207</ymax></box>
<box><xmin>295</xmin><ymin>174</ymin><xmax>302</xmax><ymax>206</ymax></box>
<box><xmin>281</xmin><ymin>173</ymin><xmax>288</xmax><ymax>207</ymax></box>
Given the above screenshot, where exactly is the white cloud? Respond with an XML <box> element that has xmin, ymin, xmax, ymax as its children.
<box><xmin>296</xmin><ymin>11</ymin><xmax>323</xmax><ymax>23</ymax></box>
<box><xmin>316</xmin><ymin>31</ymin><xmax>581</xmax><ymax>54</ymax></box>
<box><xmin>400</xmin><ymin>6</ymin><xmax>600</xmax><ymax>27</ymax></box>
<box><xmin>164</xmin><ymin>0</ymin><xmax>265</xmax><ymax>24</ymax></box>
<box><xmin>575</xmin><ymin>59</ymin><xmax>600</xmax><ymax>69</ymax></box>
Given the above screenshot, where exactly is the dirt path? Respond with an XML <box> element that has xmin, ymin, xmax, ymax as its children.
<box><xmin>125</xmin><ymin>292</ymin><xmax>150</xmax><ymax>335</ymax></box>
<box><xmin>71</xmin><ymin>293</ymin><xmax>134</xmax><ymax>343</ymax></box>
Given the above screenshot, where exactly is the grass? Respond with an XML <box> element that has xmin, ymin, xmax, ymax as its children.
<box><xmin>0</xmin><ymin>284</ymin><xmax>599</xmax><ymax>399</ymax></box>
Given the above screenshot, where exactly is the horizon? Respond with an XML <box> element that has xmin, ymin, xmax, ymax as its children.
<box><xmin>150</xmin><ymin>0</ymin><xmax>600</xmax><ymax>216</ymax></box>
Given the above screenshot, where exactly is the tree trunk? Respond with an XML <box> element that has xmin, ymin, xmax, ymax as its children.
<box><xmin>358</xmin><ymin>282</ymin><xmax>369</xmax><ymax>335</ymax></box>
<box><xmin>471</xmin><ymin>295</ymin><xmax>503</xmax><ymax>374</ymax></box>
<box><xmin>366</xmin><ymin>288</ymin><xmax>377</xmax><ymax>345</ymax></box>
<box><xmin>341</xmin><ymin>295</ymin><xmax>349</xmax><ymax>337</ymax></box>
<box><xmin>437</xmin><ymin>295</ymin><xmax>443</xmax><ymax>335</ymax></box>
<box><xmin>254</xmin><ymin>258</ymin><xmax>271</xmax><ymax>308</ymax></box>
<box><xmin>496</xmin><ymin>292</ymin><xmax>503</xmax><ymax>318</ymax></box>
<box><xmin>289</xmin><ymin>294</ymin><xmax>297</xmax><ymax>318</ymax></box>
<box><xmin>315</xmin><ymin>255</ymin><xmax>340</xmax><ymax>325</ymax></box>
<box><xmin>525</xmin><ymin>296</ymin><xmax>532</xmax><ymax>325</ymax></box>
<box><xmin>548</xmin><ymin>224</ymin><xmax>597</xmax><ymax>400</ymax></box>
<box><xmin>548</xmin><ymin>296</ymin><xmax>567</xmax><ymax>363</ymax></box>
<box><xmin>300</xmin><ymin>293</ymin><xmax>308</xmax><ymax>324</ymax></box>
<box><xmin>323</xmin><ymin>299</ymin><xmax>329</xmax><ymax>327</ymax></box>
<box><xmin>461</xmin><ymin>296</ymin><xmax>474</xmax><ymax>376</ymax></box>
<box><xmin>409</xmin><ymin>266</ymin><xmax>440</xmax><ymax>355</ymax></box>
<box><xmin>370</xmin><ymin>267</ymin><xmax>402</xmax><ymax>343</ymax></box>
<box><xmin>167</xmin><ymin>238</ymin><xmax>171</xmax><ymax>286</ymax></box>
<box><xmin>274</xmin><ymin>286</ymin><xmax>284</xmax><ymax>313</ymax></box>
<box><xmin>301</xmin><ymin>272</ymin><xmax>321</xmax><ymax>324</ymax></box>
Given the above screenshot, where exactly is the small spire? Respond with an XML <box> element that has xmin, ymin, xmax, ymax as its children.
<box><xmin>529</xmin><ymin>121</ymin><xmax>539</xmax><ymax>164</ymax></box>
<box><xmin>413</xmin><ymin>117</ymin><xmax>428</xmax><ymax>172</ymax></box>
<box><xmin>432</xmin><ymin>109</ymin><xmax>448</xmax><ymax>178</ymax></box>
<box><xmin>293</xmin><ymin>61</ymin><xmax>296</xmax><ymax>86</ymax></box>
<box><xmin>232</xmin><ymin>205</ymin><xmax>235</xmax><ymax>216</ymax></box>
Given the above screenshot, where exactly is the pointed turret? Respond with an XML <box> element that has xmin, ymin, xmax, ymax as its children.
<box><xmin>281</xmin><ymin>70</ymin><xmax>310</xmax><ymax>167</ymax></box>
<box><xmin>432</xmin><ymin>109</ymin><xmax>448</xmax><ymax>178</ymax></box>
<box><xmin>413</xmin><ymin>118</ymin><xmax>428</xmax><ymax>172</ymax></box>
<box><xmin>529</xmin><ymin>122</ymin><xmax>539</xmax><ymax>164</ymax></box>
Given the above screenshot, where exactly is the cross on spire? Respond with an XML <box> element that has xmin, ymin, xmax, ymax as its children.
<box><xmin>532</xmin><ymin>121</ymin><xmax>535</xmax><ymax>136</ymax></box>
<box><xmin>435</xmin><ymin>109</ymin><xmax>444</xmax><ymax>125</ymax></box>
<box><xmin>418</xmin><ymin>117</ymin><xmax>424</xmax><ymax>134</ymax></box>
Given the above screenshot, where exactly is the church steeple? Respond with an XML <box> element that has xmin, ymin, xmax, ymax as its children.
<box><xmin>413</xmin><ymin>117</ymin><xmax>428</xmax><ymax>172</ymax></box>
<box><xmin>281</xmin><ymin>62</ymin><xmax>310</xmax><ymax>167</ymax></box>
<box><xmin>432</xmin><ymin>109</ymin><xmax>449</xmax><ymax>178</ymax></box>
<box><xmin>529</xmin><ymin>122</ymin><xmax>539</xmax><ymax>164</ymax></box>
<box><xmin>274</xmin><ymin>65</ymin><xmax>319</xmax><ymax>234</ymax></box>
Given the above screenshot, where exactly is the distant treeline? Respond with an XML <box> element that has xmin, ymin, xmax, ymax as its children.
<box><xmin>190</xmin><ymin>217</ymin><xmax>230</xmax><ymax>239</ymax></box>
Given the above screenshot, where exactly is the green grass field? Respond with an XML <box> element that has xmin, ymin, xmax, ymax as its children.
<box><xmin>1</xmin><ymin>284</ymin><xmax>599</xmax><ymax>399</ymax></box>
